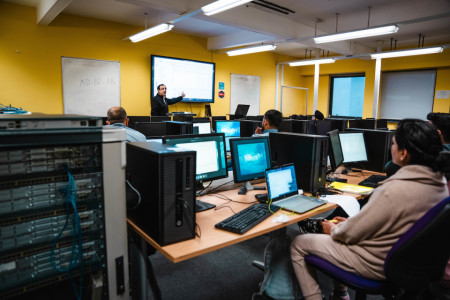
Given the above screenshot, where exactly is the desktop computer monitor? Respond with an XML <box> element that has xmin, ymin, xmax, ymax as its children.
<box><xmin>163</xmin><ymin>133</ymin><xmax>228</xmax><ymax>212</ymax></box>
<box><xmin>339</xmin><ymin>132</ymin><xmax>368</xmax><ymax>165</ymax></box>
<box><xmin>214</xmin><ymin>120</ymin><xmax>241</xmax><ymax>151</ymax></box>
<box><xmin>230</xmin><ymin>137</ymin><xmax>271</xmax><ymax>195</ymax></box>
<box><xmin>327</xmin><ymin>129</ymin><xmax>344</xmax><ymax>171</ymax></box>
<box><xmin>165</xmin><ymin>121</ymin><xmax>193</xmax><ymax>135</ymax></box>
<box><xmin>192</xmin><ymin>121</ymin><xmax>211</xmax><ymax>134</ymax></box>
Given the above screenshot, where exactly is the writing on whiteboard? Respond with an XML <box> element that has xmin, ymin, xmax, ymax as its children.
<box><xmin>80</xmin><ymin>78</ymin><xmax>116</xmax><ymax>86</ymax></box>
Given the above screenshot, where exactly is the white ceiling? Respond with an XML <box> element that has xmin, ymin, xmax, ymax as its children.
<box><xmin>7</xmin><ymin>0</ymin><xmax>450</xmax><ymax>58</ymax></box>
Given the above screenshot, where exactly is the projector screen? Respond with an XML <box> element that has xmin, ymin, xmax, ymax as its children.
<box><xmin>151</xmin><ymin>55</ymin><xmax>215</xmax><ymax>103</ymax></box>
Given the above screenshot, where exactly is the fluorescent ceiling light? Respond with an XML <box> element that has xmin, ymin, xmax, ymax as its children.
<box><xmin>289</xmin><ymin>58</ymin><xmax>336</xmax><ymax>67</ymax></box>
<box><xmin>129</xmin><ymin>23</ymin><xmax>174</xmax><ymax>43</ymax></box>
<box><xmin>227</xmin><ymin>44</ymin><xmax>276</xmax><ymax>56</ymax></box>
<box><xmin>202</xmin><ymin>0</ymin><xmax>252</xmax><ymax>16</ymax></box>
<box><xmin>371</xmin><ymin>46</ymin><xmax>443</xmax><ymax>59</ymax></box>
<box><xmin>314</xmin><ymin>25</ymin><xmax>399</xmax><ymax>44</ymax></box>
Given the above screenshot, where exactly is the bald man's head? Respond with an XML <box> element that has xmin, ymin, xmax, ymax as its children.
<box><xmin>107</xmin><ymin>106</ymin><xmax>127</xmax><ymax>124</ymax></box>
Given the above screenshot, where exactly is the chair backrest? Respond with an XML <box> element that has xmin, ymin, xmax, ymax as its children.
<box><xmin>384</xmin><ymin>196</ymin><xmax>450</xmax><ymax>290</ymax></box>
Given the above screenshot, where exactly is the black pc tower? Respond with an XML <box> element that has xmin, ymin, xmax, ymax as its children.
<box><xmin>126</xmin><ymin>142</ymin><xmax>196</xmax><ymax>246</ymax></box>
<box><xmin>346</xmin><ymin>128</ymin><xmax>394</xmax><ymax>172</ymax></box>
<box><xmin>149</xmin><ymin>116</ymin><xmax>171</xmax><ymax>122</ymax></box>
<box><xmin>240</xmin><ymin>120</ymin><xmax>260</xmax><ymax>137</ymax></box>
<box><xmin>134</xmin><ymin>122</ymin><xmax>166</xmax><ymax>137</ymax></box>
<box><xmin>269</xmin><ymin>132</ymin><xmax>328</xmax><ymax>193</ymax></box>
<box><xmin>348</xmin><ymin>119</ymin><xmax>376</xmax><ymax>129</ymax></box>
<box><xmin>173</xmin><ymin>114</ymin><xmax>194</xmax><ymax>122</ymax></box>
<box><xmin>279</xmin><ymin>119</ymin><xmax>306</xmax><ymax>133</ymax></box>
<box><xmin>128</xmin><ymin>115</ymin><xmax>150</xmax><ymax>124</ymax></box>
<box><xmin>165</xmin><ymin>121</ymin><xmax>193</xmax><ymax>135</ymax></box>
<box><xmin>246</xmin><ymin>115</ymin><xmax>264</xmax><ymax>121</ymax></box>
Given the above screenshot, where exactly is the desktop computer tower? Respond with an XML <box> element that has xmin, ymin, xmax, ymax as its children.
<box><xmin>269</xmin><ymin>132</ymin><xmax>328</xmax><ymax>193</ymax></box>
<box><xmin>134</xmin><ymin>122</ymin><xmax>166</xmax><ymax>137</ymax></box>
<box><xmin>149</xmin><ymin>116</ymin><xmax>171</xmax><ymax>122</ymax></box>
<box><xmin>240</xmin><ymin>120</ymin><xmax>260</xmax><ymax>137</ymax></box>
<box><xmin>348</xmin><ymin>119</ymin><xmax>376</xmax><ymax>129</ymax></box>
<box><xmin>126</xmin><ymin>142</ymin><xmax>196</xmax><ymax>246</ymax></box>
<box><xmin>346</xmin><ymin>128</ymin><xmax>394</xmax><ymax>172</ymax></box>
<box><xmin>165</xmin><ymin>121</ymin><xmax>193</xmax><ymax>135</ymax></box>
<box><xmin>279</xmin><ymin>119</ymin><xmax>306</xmax><ymax>133</ymax></box>
<box><xmin>246</xmin><ymin>115</ymin><xmax>264</xmax><ymax>121</ymax></box>
<box><xmin>173</xmin><ymin>114</ymin><xmax>194</xmax><ymax>122</ymax></box>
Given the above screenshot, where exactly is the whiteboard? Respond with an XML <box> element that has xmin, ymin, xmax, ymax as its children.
<box><xmin>379</xmin><ymin>70</ymin><xmax>436</xmax><ymax>119</ymax></box>
<box><xmin>62</xmin><ymin>57</ymin><xmax>120</xmax><ymax>117</ymax></box>
<box><xmin>230</xmin><ymin>74</ymin><xmax>260</xmax><ymax>115</ymax></box>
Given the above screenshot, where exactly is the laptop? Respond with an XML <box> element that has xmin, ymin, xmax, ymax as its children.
<box><xmin>265</xmin><ymin>163</ymin><xmax>326</xmax><ymax>213</ymax></box>
<box><xmin>234</xmin><ymin>104</ymin><xmax>250</xmax><ymax>118</ymax></box>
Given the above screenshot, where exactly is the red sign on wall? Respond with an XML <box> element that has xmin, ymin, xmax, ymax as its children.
<box><xmin>218</xmin><ymin>90</ymin><xmax>225</xmax><ymax>98</ymax></box>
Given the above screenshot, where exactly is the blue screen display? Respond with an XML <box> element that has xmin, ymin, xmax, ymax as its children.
<box><xmin>230</xmin><ymin>137</ymin><xmax>271</xmax><ymax>183</ymax></box>
<box><xmin>237</xmin><ymin>143</ymin><xmax>269</xmax><ymax>176</ymax></box>
<box><xmin>216</xmin><ymin>121</ymin><xmax>240</xmax><ymax>150</ymax></box>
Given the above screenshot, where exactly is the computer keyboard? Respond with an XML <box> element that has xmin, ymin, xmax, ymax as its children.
<box><xmin>358</xmin><ymin>174</ymin><xmax>388</xmax><ymax>188</ymax></box>
<box><xmin>215</xmin><ymin>203</ymin><xmax>280</xmax><ymax>234</ymax></box>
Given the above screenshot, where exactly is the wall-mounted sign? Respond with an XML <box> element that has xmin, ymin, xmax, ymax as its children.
<box><xmin>219</xmin><ymin>82</ymin><xmax>225</xmax><ymax>90</ymax></box>
<box><xmin>218</xmin><ymin>91</ymin><xmax>225</xmax><ymax>98</ymax></box>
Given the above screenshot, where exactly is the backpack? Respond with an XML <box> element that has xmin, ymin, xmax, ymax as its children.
<box><xmin>252</xmin><ymin>234</ymin><xmax>301</xmax><ymax>300</ymax></box>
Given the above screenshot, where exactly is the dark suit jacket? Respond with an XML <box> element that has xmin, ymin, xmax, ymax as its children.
<box><xmin>151</xmin><ymin>94</ymin><xmax>183</xmax><ymax>116</ymax></box>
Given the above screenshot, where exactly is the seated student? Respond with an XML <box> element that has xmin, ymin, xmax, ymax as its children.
<box><xmin>253</xmin><ymin>109</ymin><xmax>282</xmax><ymax>136</ymax></box>
<box><xmin>105</xmin><ymin>106</ymin><xmax>146</xmax><ymax>142</ymax></box>
<box><xmin>291</xmin><ymin>119</ymin><xmax>449</xmax><ymax>300</ymax></box>
<box><xmin>385</xmin><ymin>112</ymin><xmax>450</xmax><ymax>176</ymax></box>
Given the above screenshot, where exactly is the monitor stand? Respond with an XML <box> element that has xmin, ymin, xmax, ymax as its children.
<box><xmin>238</xmin><ymin>181</ymin><xmax>266</xmax><ymax>195</ymax></box>
<box><xmin>195</xmin><ymin>182</ymin><xmax>216</xmax><ymax>212</ymax></box>
<box><xmin>196</xmin><ymin>199</ymin><xmax>216</xmax><ymax>212</ymax></box>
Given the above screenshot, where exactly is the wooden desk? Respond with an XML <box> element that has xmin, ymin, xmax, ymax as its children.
<box><xmin>127</xmin><ymin>175</ymin><xmax>371</xmax><ymax>264</ymax></box>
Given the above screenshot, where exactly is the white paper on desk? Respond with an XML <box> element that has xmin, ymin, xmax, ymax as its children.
<box><xmin>320</xmin><ymin>195</ymin><xmax>360</xmax><ymax>217</ymax></box>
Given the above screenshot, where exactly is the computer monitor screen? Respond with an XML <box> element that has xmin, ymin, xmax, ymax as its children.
<box><xmin>214</xmin><ymin>120</ymin><xmax>240</xmax><ymax>151</ymax></box>
<box><xmin>193</xmin><ymin>122</ymin><xmax>211</xmax><ymax>134</ymax></box>
<box><xmin>327</xmin><ymin>129</ymin><xmax>344</xmax><ymax>170</ymax></box>
<box><xmin>230</xmin><ymin>137</ymin><xmax>271</xmax><ymax>195</ymax></box>
<box><xmin>339</xmin><ymin>132</ymin><xmax>368</xmax><ymax>163</ymax></box>
<box><xmin>163</xmin><ymin>133</ymin><xmax>227</xmax><ymax>182</ymax></box>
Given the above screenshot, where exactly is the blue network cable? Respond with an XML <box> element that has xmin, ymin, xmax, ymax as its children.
<box><xmin>50</xmin><ymin>167</ymin><xmax>84</xmax><ymax>300</ymax></box>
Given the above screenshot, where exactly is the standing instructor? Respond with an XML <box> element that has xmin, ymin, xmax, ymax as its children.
<box><xmin>151</xmin><ymin>84</ymin><xmax>185</xmax><ymax>116</ymax></box>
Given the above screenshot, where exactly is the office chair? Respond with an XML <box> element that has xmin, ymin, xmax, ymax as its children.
<box><xmin>305</xmin><ymin>196</ymin><xmax>450</xmax><ymax>300</ymax></box>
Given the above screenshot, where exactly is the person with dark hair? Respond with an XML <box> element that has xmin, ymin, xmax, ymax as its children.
<box><xmin>106</xmin><ymin>106</ymin><xmax>146</xmax><ymax>142</ymax></box>
<box><xmin>385</xmin><ymin>112</ymin><xmax>450</xmax><ymax>177</ymax></box>
<box><xmin>291</xmin><ymin>119</ymin><xmax>449</xmax><ymax>300</ymax></box>
<box><xmin>313</xmin><ymin>110</ymin><xmax>324</xmax><ymax>121</ymax></box>
<box><xmin>253</xmin><ymin>109</ymin><xmax>282</xmax><ymax>136</ymax></box>
<box><xmin>151</xmin><ymin>84</ymin><xmax>185</xmax><ymax>116</ymax></box>
<box><xmin>427</xmin><ymin>112</ymin><xmax>450</xmax><ymax>150</ymax></box>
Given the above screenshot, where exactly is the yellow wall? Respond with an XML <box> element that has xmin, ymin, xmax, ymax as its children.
<box><xmin>290</xmin><ymin>51</ymin><xmax>450</xmax><ymax>118</ymax></box>
<box><xmin>0</xmin><ymin>2</ymin><xmax>302</xmax><ymax>117</ymax></box>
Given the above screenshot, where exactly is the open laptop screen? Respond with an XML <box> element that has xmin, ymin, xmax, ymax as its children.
<box><xmin>266</xmin><ymin>164</ymin><xmax>298</xmax><ymax>200</ymax></box>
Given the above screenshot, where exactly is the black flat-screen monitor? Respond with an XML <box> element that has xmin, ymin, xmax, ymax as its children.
<box><xmin>230</xmin><ymin>137</ymin><xmax>271</xmax><ymax>195</ymax></box>
<box><xmin>234</xmin><ymin>104</ymin><xmax>250</xmax><ymax>117</ymax></box>
<box><xmin>214</xmin><ymin>120</ymin><xmax>241</xmax><ymax>151</ymax></box>
<box><xmin>163</xmin><ymin>133</ymin><xmax>228</xmax><ymax>212</ymax></box>
<box><xmin>193</xmin><ymin>121</ymin><xmax>211</xmax><ymax>134</ymax></box>
<box><xmin>151</xmin><ymin>55</ymin><xmax>215</xmax><ymax>103</ymax></box>
<box><xmin>163</xmin><ymin>133</ymin><xmax>227</xmax><ymax>183</ymax></box>
<box><xmin>327</xmin><ymin>129</ymin><xmax>344</xmax><ymax>171</ymax></box>
<box><xmin>339</xmin><ymin>132</ymin><xmax>368</xmax><ymax>164</ymax></box>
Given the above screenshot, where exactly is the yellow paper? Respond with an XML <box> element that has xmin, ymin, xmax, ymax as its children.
<box><xmin>329</xmin><ymin>182</ymin><xmax>374</xmax><ymax>195</ymax></box>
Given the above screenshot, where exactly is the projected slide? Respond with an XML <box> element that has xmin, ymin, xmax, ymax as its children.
<box><xmin>237</xmin><ymin>143</ymin><xmax>269</xmax><ymax>176</ymax></box>
<box><xmin>152</xmin><ymin>55</ymin><xmax>215</xmax><ymax>103</ymax></box>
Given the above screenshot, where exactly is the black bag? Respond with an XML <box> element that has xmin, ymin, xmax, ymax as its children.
<box><xmin>253</xmin><ymin>234</ymin><xmax>301</xmax><ymax>300</ymax></box>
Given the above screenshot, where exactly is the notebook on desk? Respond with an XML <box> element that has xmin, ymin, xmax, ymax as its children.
<box><xmin>265</xmin><ymin>163</ymin><xmax>326</xmax><ymax>213</ymax></box>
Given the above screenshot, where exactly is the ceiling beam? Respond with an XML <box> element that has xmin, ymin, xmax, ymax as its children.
<box><xmin>37</xmin><ymin>0</ymin><xmax>73</xmax><ymax>25</ymax></box>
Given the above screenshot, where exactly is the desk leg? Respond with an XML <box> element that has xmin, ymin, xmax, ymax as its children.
<box><xmin>128</xmin><ymin>229</ymin><xmax>161</xmax><ymax>300</ymax></box>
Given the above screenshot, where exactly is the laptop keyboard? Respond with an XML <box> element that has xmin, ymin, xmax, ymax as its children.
<box><xmin>358</xmin><ymin>175</ymin><xmax>388</xmax><ymax>188</ymax></box>
<box><xmin>215</xmin><ymin>203</ymin><xmax>280</xmax><ymax>234</ymax></box>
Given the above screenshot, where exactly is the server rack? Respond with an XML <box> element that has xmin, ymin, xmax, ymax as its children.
<box><xmin>0</xmin><ymin>114</ymin><xmax>129</xmax><ymax>300</ymax></box>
